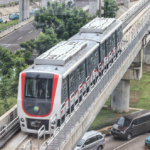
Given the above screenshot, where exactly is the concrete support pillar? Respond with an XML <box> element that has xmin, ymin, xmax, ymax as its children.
<box><xmin>111</xmin><ymin>80</ymin><xmax>130</xmax><ymax>112</ymax></box>
<box><xmin>144</xmin><ymin>41</ymin><xmax>150</xmax><ymax>64</ymax></box>
<box><xmin>122</xmin><ymin>49</ymin><xmax>142</xmax><ymax>80</ymax></box>
<box><xmin>19</xmin><ymin>0</ymin><xmax>29</xmax><ymax>22</ymax></box>
<box><xmin>124</xmin><ymin>0</ymin><xmax>130</xmax><ymax>9</ymax></box>
<box><xmin>39</xmin><ymin>0</ymin><xmax>52</xmax><ymax>8</ymax></box>
<box><xmin>89</xmin><ymin>0</ymin><xmax>99</xmax><ymax>17</ymax></box>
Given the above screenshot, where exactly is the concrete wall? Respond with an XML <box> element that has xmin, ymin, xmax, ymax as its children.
<box><xmin>124</xmin><ymin>0</ymin><xmax>130</xmax><ymax>9</ymax></box>
<box><xmin>0</xmin><ymin>105</ymin><xmax>17</xmax><ymax>131</ymax></box>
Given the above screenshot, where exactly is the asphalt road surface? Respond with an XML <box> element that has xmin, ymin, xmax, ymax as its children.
<box><xmin>0</xmin><ymin>22</ymin><xmax>39</xmax><ymax>52</ymax></box>
<box><xmin>104</xmin><ymin>133</ymin><xmax>150</xmax><ymax>150</ymax></box>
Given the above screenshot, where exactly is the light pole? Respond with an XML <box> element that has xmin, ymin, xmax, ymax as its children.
<box><xmin>99</xmin><ymin>0</ymin><xmax>101</xmax><ymax>18</ymax></box>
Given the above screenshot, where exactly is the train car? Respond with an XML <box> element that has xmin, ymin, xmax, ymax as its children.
<box><xmin>17</xmin><ymin>17</ymin><xmax>122</xmax><ymax>134</ymax></box>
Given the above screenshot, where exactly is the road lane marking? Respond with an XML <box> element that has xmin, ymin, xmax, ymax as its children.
<box><xmin>18</xmin><ymin>37</ymin><xmax>22</xmax><ymax>40</ymax></box>
<box><xmin>114</xmin><ymin>136</ymin><xmax>140</xmax><ymax>150</ymax></box>
<box><xmin>5</xmin><ymin>44</ymin><xmax>11</xmax><ymax>48</ymax></box>
<box><xmin>29</xmin><ymin>30</ymin><xmax>33</xmax><ymax>33</ymax></box>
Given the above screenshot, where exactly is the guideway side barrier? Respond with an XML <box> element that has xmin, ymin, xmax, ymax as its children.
<box><xmin>40</xmin><ymin>6</ymin><xmax>150</xmax><ymax>150</ymax></box>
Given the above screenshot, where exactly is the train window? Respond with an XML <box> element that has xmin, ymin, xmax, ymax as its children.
<box><xmin>78</xmin><ymin>62</ymin><xmax>85</xmax><ymax>81</ymax></box>
<box><xmin>106</xmin><ymin>38</ymin><xmax>109</xmax><ymax>53</ymax></box>
<box><xmin>109</xmin><ymin>36</ymin><xmax>112</xmax><ymax>51</ymax></box>
<box><xmin>25</xmin><ymin>78</ymin><xmax>53</xmax><ymax>100</ymax></box>
<box><xmin>63</xmin><ymin>79</ymin><xmax>68</xmax><ymax>96</ymax></box>
<box><xmin>102</xmin><ymin>42</ymin><xmax>105</xmax><ymax>57</ymax></box>
<box><xmin>94</xmin><ymin>50</ymin><xmax>98</xmax><ymax>65</ymax></box>
<box><xmin>69</xmin><ymin>73</ymin><xmax>74</xmax><ymax>90</ymax></box>
<box><xmin>112</xmin><ymin>33</ymin><xmax>115</xmax><ymax>49</ymax></box>
<box><xmin>86</xmin><ymin>56</ymin><xmax>91</xmax><ymax>74</ymax></box>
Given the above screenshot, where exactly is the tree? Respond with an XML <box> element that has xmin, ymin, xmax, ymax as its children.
<box><xmin>19</xmin><ymin>39</ymin><xmax>35</xmax><ymax>63</ymax></box>
<box><xmin>33</xmin><ymin>1</ymin><xmax>90</xmax><ymax>40</ymax></box>
<box><xmin>97</xmin><ymin>0</ymin><xmax>119</xmax><ymax>18</ymax></box>
<box><xmin>34</xmin><ymin>29</ymin><xmax>59</xmax><ymax>55</ymax></box>
<box><xmin>0</xmin><ymin>46</ymin><xmax>28</xmax><ymax>111</ymax></box>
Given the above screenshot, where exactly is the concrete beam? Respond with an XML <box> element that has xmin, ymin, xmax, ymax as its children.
<box><xmin>19</xmin><ymin>0</ymin><xmax>29</xmax><ymax>22</ymax></box>
<box><xmin>111</xmin><ymin>80</ymin><xmax>130</xmax><ymax>112</ymax></box>
<box><xmin>124</xmin><ymin>0</ymin><xmax>130</xmax><ymax>9</ymax></box>
<box><xmin>122</xmin><ymin>49</ymin><xmax>142</xmax><ymax>80</ymax></box>
<box><xmin>89</xmin><ymin>0</ymin><xmax>99</xmax><ymax>17</ymax></box>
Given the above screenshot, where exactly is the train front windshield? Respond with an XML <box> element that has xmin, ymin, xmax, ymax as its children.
<box><xmin>23</xmin><ymin>75</ymin><xmax>54</xmax><ymax>116</ymax></box>
<box><xmin>25</xmin><ymin>78</ymin><xmax>52</xmax><ymax>99</ymax></box>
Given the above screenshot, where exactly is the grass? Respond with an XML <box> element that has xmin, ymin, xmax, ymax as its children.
<box><xmin>130</xmin><ymin>63</ymin><xmax>150</xmax><ymax>110</ymax></box>
<box><xmin>0</xmin><ymin>19</ymin><xmax>19</xmax><ymax>32</ymax></box>
<box><xmin>0</xmin><ymin>97</ymin><xmax>17</xmax><ymax>116</ymax></box>
<box><xmin>89</xmin><ymin>108</ymin><xmax>136</xmax><ymax>131</ymax></box>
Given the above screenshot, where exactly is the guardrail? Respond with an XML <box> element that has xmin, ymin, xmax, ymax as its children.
<box><xmin>119</xmin><ymin>0</ymin><xmax>149</xmax><ymax>23</ymax></box>
<box><xmin>0</xmin><ymin>15</ymin><xmax>34</xmax><ymax>38</ymax></box>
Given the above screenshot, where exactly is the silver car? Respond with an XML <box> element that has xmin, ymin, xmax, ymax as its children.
<box><xmin>74</xmin><ymin>130</ymin><xmax>105</xmax><ymax>150</ymax></box>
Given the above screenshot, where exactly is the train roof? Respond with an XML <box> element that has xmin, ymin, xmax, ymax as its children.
<box><xmin>25</xmin><ymin>40</ymin><xmax>99</xmax><ymax>78</ymax></box>
<box><xmin>24</xmin><ymin>18</ymin><xmax>122</xmax><ymax>78</ymax></box>
<box><xmin>69</xmin><ymin>17</ymin><xmax>122</xmax><ymax>43</ymax></box>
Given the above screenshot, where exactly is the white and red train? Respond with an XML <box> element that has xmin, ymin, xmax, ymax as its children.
<box><xmin>17</xmin><ymin>17</ymin><xmax>123</xmax><ymax>134</ymax></box>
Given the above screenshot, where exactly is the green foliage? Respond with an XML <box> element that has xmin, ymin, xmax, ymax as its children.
<box><xmin>34</xmin><ymin>29</ymin><xmax>59</xmax><ymax>55</ymax></box>
<box><xmin>19</xmin><ymin>39</ymin><xmax>35</xmax><ymax>63</ymax></box>
<box><xmin>97</xmin><ymin>0</ymin><xmax>119</xmax><ymax>18</ymax></box>
<box><xmin>0</xmin><ymin>46</ymin><xmax>28</xmax><ymax>111</ymax></box>
<box><xmin>33</xmin><ymin>1</ymin><xmax>89</xmax><ymax>40</ymax></box>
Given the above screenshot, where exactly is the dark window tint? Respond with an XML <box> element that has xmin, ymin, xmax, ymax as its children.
<box><xmin>63</xmin><ymin>78</ymin><xmax>68</xmax><ymax>96</ymax></box>
<box><xmin>117</xmin><ymin>117</ymin><xmax>132</xmax><ymax>127</ymax></box>
<box><xmin>69</xmin><ymin>71</ymin><xmax>76</xmax><ymax>90</ymax></box>
<box><xmin>84</xmin><ymin>136</ymin><xmax>97</xmax><ymax>145</ymax></box>
<box><xmin>112</xmin><ymin>32</ymin><xmax>116</xmax><ymax>48</ymax></box>
<box><xmin>77</xmin><ymin>139</ymin><xmax>85</xmax><ymax>147</ymax></box>
<box><xmin>77</xmin><ymin>62</ymin><xmax>85</xmax><ymax>81</ymax></box>
<box><xmin>96</xmin><ymin>135</ymin><xmax>102</xmax><ymax>140</ymax></box>
<box><xmin>139</xmin><ymin>117</ymin><xmax>145</xmax><ymax>124</ymax></box>
<box><xmin>132</xmin><ymin>119</ymin><xmax>138</xmax><ymax>125</ymax></box>
<box><xmin>25</xmin><ymin>78</ymin><xmax>53</xmax><ymax>100</ymax></box>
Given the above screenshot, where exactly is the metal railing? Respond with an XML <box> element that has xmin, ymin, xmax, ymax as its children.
<box><xmin>23</xmin><ymin>140</ymin><xmax>32</xmax><ymax>150</ymax></box>
<box><xmin>0</xmin><ymin>116</ymin><xmax>19</xmax><ymax>138</ymax></box>
<box><xmin>119</xmin><ymin>0</ymin><xmax>149</xmax><ymax>23</ymax></box>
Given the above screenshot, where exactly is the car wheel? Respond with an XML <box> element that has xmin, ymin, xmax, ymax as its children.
<box><xmin>126</xmin><ymin>133</ymin><xmax>132</xmax><ymax>140</ymax></box>
<box><xmin>97</xmin><ymin>146</ymin><xmax>103</xmax><ymax>150</ymax></box>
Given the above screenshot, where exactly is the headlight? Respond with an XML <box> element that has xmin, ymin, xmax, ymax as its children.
<box><xmin>20</xmin><ymin>118</ymin><xmax>24</xmax><ymax>122</ymax></box>
<box><xmin>121</xmin><ymin>130</ymin><xmax>126</xmax><ymax>134</ymax></box>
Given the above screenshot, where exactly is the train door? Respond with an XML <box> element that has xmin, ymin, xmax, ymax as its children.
<box><xmin>61</xmin><ymin>78</ymin><xmax>69</xmax><ymax>118</ymax></box>
<box><xmin>69</xmin><ymin>70</ymin><xmax>78</xmax><ymax>110</ymax></box>
<box><xmin>78</xmin><ymin>84</ymin><xmax>82</xmax><ymax>102</ymax></box>
<box><xmin>77</xmin><ymin>62</ymin><xmax>86</xmax><ymax>103</ymax></box>
<box><xmin>99</xmin><ymin>42</ymin><xmax>106</xmax><ymax>75</ymax></box>
<box><xmin>70</xmin><ymin>92</ymin><xmax>75</xmax><ymax>112</ymax></box>
<box><xmin>111</xmin><ymin>32</ymin><xmax>116</xmax><ymax>63</ymax></box>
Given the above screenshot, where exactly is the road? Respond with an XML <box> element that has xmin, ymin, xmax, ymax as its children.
<box><xmin>0</xmin><ymin>22</ymin><xmax>39</xmax><ymax>52</ymax></box>
<box><xmin>104</xmin><ymin>133</ymin><xmax>150</xmax><ymax>150</ymax></box>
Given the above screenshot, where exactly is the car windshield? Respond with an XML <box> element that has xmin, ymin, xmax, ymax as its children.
<box><xmin>77</xmin><ymin>139</ymin><xmax>85</xmax><ymax>147</ymax></box>
<box><xmin>117</xmin><ymin>117</ymin><xmax>132</xmax><ymax>127</ymax></box>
